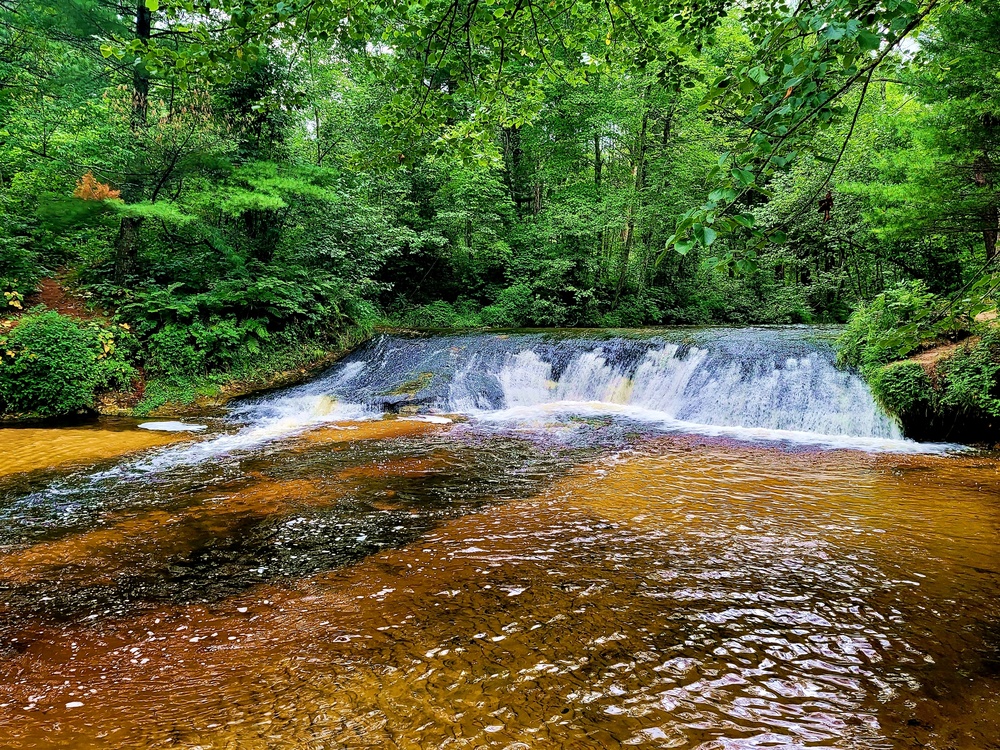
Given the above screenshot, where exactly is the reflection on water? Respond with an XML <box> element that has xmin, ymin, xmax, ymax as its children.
<box><xmin>0</xmin><ymin>414</ymin><xmax>997</xmax><ymax>749</ymax></box>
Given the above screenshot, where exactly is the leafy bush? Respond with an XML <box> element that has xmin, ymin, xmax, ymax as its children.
<box><xmin>146</xmin><ymin>323</ymin><xmax>207</xmax><ymax>381</ymax></box>
<box><xmin>399</xmin><ymin>300</ymin><xmax>483</xmax><ymax>329</ymax></box>
<box><xmin>481</xmin><ymin>284</ymin><xmax>532</xmax><ymax>328</ymax></box>
<box><xmin>837</xmin><ymin>281</ymin><xmax>942</xmax><ymax>369</ymax></box>
<box><xmin>937</xmin><ymin>331</ymin><xmax>1000</xmax><ymax>418</ymax></box>
<box><xmin>0</xmin><ymin>196</ymin><xmax>40</xmax><ymax>303</ymax></box>
<box><xmin>595</xmin><ymin>293</ymin><xmax>662</xmax><ymax>328</ymax></box>
<box><xmin>0</xmin><ymin>310</ymin><xmax>138</xmax><ymax>417</ymax></box>
<box><xmin>526</xmin><ymin>296</ymin><xmax>571</xmax><ymax>327</ymax></box>
<box><xmin>867</xmin><ymin>361</ymin><xmax>935</xmax><ymax>418</ymax></box>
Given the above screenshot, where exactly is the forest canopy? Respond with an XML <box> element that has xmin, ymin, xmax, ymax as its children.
<box><xmin>1</xmin><ymin>0</ymin><xmax>999</xmax><ymax>417</ymax></box>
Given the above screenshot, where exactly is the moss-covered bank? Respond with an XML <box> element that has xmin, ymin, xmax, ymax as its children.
<box><xmin>864</xmin><ymin>335</ymin><xmax>1000</xmax><ymax>444</ymax></box>
<box><xmin>837</xmin><ymin>281</ymin><xmax>1000</xmax><ymax>444</ymax></box>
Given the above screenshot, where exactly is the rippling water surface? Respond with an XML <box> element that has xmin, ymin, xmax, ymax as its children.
<box><xmin>0</xmin><ymin>331</ymin><xmax>998</xmax><ymax>749</ymax></box>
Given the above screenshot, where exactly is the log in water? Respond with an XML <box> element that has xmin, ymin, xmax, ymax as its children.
<box><xmin>0</xmin><ymin>329</ymin><xmax>996</xmax><ymax>748</ymax></box>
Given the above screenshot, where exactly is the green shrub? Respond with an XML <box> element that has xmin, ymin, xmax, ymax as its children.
<box><xmin>527</xmin><ymin>296</ymin><xmax>570</xmax><ymax>327</ymax></box>
<box><xmin>761</xmin><ymin>286</ymin><xmax>814</xmax><ymax>324</ymax></box>
<box><xmin>0</xmin><ymin>196</ymin><xmax>41</xmax><ymax>303</ymax></box>
<box><xmin>0</xmin><ymin>310</ymin><xmax>99</xmax><ymax>417</ymax></box>
<box><xmin>1</xmin><ymin>242</ymin><xmax>40</xmax><ymax>309</ymax></box>
<box><xmin>146</xmin><ymin>323</ymin><xmax>207</xmax><ymax>382</ymax></box>
<box><xmin>838</xmin><ymin>281</ymin><xmax>941</xmax><ymax>369</ymax></box>
<box><xmin>938</xmin><ymin>331</ymin><xmax>1000</xmax><ymax>418</ymax></box>
<box><xmin>481</xmin><ymin>284</ymin><xmax>532</xmax><ymax>328</ymax></box>
<box><xmin>91</xmin><ymin>321</ymin><xmax>141</xmax><ymax>392</ymax></box>
<box><xmin>595</xmin><ymin>293</ymin><xmax>662</xmax><ymax>328</ymax></box>
<box><xmin>867</xmin><ymin>361</ymin><xmax>935</xmax><ymax>418</ymax></box>
<box><xmin>0</xmin><ymin>311</ymin><xmax>140</xmax><ymax>417</ymax></box>
<box><xmin>400</xmin><ymin>299</ymin><xmax>483</xmax><ymax>329</ymax></box>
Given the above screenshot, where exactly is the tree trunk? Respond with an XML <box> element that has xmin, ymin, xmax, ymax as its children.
<box><xmin>113</xmin><ymin>216</ymin><xmax>142</xmax><ymax>285</ymax></box>
<box><xmin>974</xmin><ymin>154</ymin><xmax>998</xmax><ymax>261</ymax></box>
<box><xmin>594</xmin><ymin>132</ymin><xmax>602</xmax><ymax>192</ymax></box>
<box><xmin>114</xmin><ymin>0</ymin><xmax>153</xmax><ymax>283</ymax></box>
<box><xmin>594</xmin><ymin>131</ymin><xmax>604</xmax><ymax>279</ymax></box>
<box><xmin>131</xmin><ymin>0</ymin><xmax>151</xmax><ymax>130</ymax></box>
<box><xmin>616</xmin><ymin>89</ymin><xmax>650</xmax><ymax>301</ymax></box>
<box><xmin>985</xmin><ymin>205</ymin><xmax>998</xmax><ymax>261</ymax></box>
<box><xmin>501</xmin><ymin>125</ymin><xmax>531</xmax><ymax>215</ymax></box>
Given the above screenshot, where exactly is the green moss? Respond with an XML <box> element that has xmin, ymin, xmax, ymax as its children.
<box><xmin>384</xmin><ymin>372</ymin><xmax>434</xmax><ymax>396</ymax></box>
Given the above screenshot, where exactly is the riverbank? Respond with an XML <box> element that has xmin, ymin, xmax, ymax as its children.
<box><xmin>864</xmin><ymin>333</ymin><xmax>1000</xmax><ymax>445</ymax></box>
<box><xmin>0</xmin><ymin>297</ymin><xmax>375</xmax><ymax>422</ymax></box>
<box><xmin>118</xmin><ymin>340</ymin><xmax>362</xmax><ymax>418</ymax></box>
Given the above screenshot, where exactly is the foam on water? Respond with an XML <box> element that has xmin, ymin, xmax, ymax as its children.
<box><xmin>91</xmin><ymin>362</ymin><xmax>374</xmax><ymax>479</ymax></box>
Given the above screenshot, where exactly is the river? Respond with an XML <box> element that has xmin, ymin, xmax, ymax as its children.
<box><xmin>0</xmin><ymin>328</ymin><xmax>997</xmax><ymax>748</ymax></box>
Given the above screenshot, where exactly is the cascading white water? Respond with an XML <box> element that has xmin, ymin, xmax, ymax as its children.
<box><xmin>124</xmin><ymin>329</ymin><xmax>957</xmax><ymax>466</ymax></box>
<box><xmin>462</xmin><ymin>342</ymin><xmax>901</xmax><ymax>440</ymax></box>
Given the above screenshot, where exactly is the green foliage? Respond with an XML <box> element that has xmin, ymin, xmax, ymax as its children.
<box><xmin>838</xmin><ymin>281</ymin><xmax>945</xmax><ymax>369</ymax></box>
<box><xmin>146</xmin><ymin>323</ymin><xmax>207</xmax><ymax>381</ymax></box>
<box><xmin>2</xmin><ymin>0</ymin><xmax>999</xmax><ymax>430</ymax></box>
<box><xmin>866</xmin><ymin>361</ymin><xmax>935</xmax><ymax>419</ymax></box>
<box><xmin>481</xmin><ymin>284</ymin><xmax>532</xmax><ymax>328</ymax></box>
<box><xmin>0</xmin><ymin>310</ymin><xmax>136</xmax><ymax>417</ymax></box>
<box><xmin>399</xmin><ymin>300</ymin><xmax>483</xmax><ymax>329</ymax></box>
<box><xmin>133</xmin><ymin>326</ymin><xmax>371</xmax><ymax>414</ymax></box>
<box><xmin>938</xmin><ymin>332</ymin><xmax>1000</xmax><ymax>418</ymax></box>
<box><xmin>0</xmin><ymin>311</ymin><xmax>97</xmax><ymax>416</ymax></box>
<box><xmin>0</xmin><ymin>196</ymin><xmax>41</xmax><ymax>301</ymax></box>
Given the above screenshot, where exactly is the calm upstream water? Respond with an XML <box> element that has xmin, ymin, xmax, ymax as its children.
<box><xmin>0</xmin><ymin>328</ymin><xmax>998</xmax><ymax>749</ymax></box>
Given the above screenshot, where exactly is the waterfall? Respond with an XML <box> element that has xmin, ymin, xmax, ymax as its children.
<box><xmin>6</xmin><ymin>329</ymin><xmax>946</xmax><ymax>556</ymax></box>
<box><xmin>441</xmin><ymin>337</ymin><xmax>902</xmax><ymax>443</ymax></box>
<box><xmin>134</xmin><ymin>329</ymin><xmax>958</xmax><ymax>463</ymax></box>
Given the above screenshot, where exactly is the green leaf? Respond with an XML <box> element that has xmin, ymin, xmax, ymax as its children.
<box><xmin>858</xmin><ymin>30</ymin><xmax>881</xmax><ymax>51</ymax></box>
<box><xmin>145</xmin><ymin>0</ymin><xmax>159</xmax><ymax>10</ymax></box>
<box><xmin>746</xmin><ymin>66</ymin><xmax>769</xmax><ymax>85</ymax></box>
<box><xmin>709</xmin><ymin>188</ymin><xmax>738</xmax><ymax>202</ymax></box>
<box><xmin>674</xmin><ymin>238</ymin><xmax>696</xmax><ymax>256</ymax></box>
<box><xmin>693</xmin><ymin>224</ymin><xmax>717</xmax><ymax>247</ymax></box>
<box><xmin>732</xmin><ymin>168</ymin><xmax>755</xmax><ymax>187</ymax></box>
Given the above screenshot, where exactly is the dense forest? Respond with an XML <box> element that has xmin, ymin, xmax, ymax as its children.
<box><xmin>1</xmin><ymin>0</ymin><xmax>999</xmax><ymax>428</ymax></box>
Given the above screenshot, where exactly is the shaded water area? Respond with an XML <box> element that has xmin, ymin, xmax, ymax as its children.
<box><xmin>0</xmin><ymin>328</ymin><xmax>998</xmax><ymax>749</ymax></box>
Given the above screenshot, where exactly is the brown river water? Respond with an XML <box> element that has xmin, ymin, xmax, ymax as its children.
<box><xmin>0</xmin><ymin>331</ymin><xmax>998</xmax><ymax>749</ymax></box>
